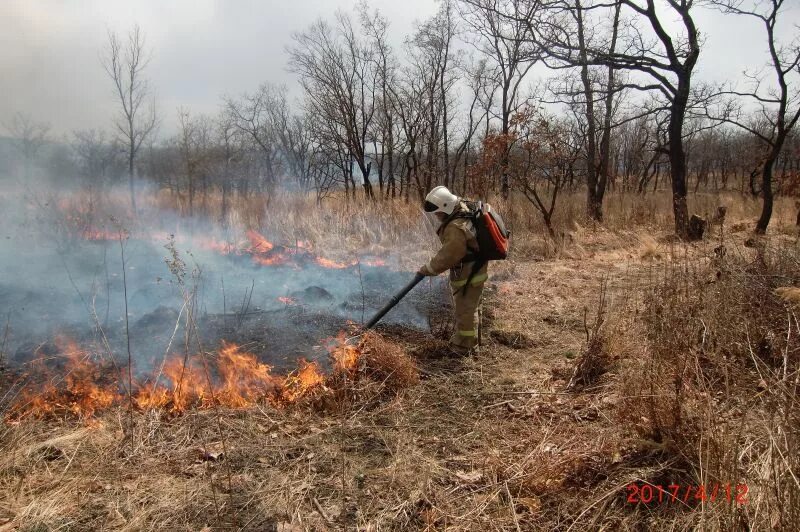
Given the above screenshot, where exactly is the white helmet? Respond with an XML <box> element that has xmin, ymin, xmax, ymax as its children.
<box><xmin>424</xmin><ymin>186</ymin><xmax>459</xmax><ymax>215</ymax></box>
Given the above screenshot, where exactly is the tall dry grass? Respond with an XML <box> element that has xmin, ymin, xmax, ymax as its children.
<box><xmin>46</xmin><ymin>184</ymin><xmax>797</xmax><ymax>260</ymax></box>
<box><xmin>617</xmin><ymin>236</ymin><xmax>800</xmax><ymax>529</ymax></box>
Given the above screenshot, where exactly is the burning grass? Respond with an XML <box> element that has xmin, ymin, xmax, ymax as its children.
<box><xmin>360</xmin><ymin>332</ymin><xmax>420</xmax><ymax>392</ymax></box>
<box><xmin>4</xmin><ymin>332</ymin><xmax>390</xmax><ymax>421</ymax></box>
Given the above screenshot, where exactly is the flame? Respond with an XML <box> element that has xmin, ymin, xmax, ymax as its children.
<box><xmin>328</xmin><ymin>332</ymin><xmax>360</xmax><ymax>372</ymax></box>
<box><xmin>9</xmin><ymin>337</ymin><xmax>121</xmax><ymax>420</ymax></box>
<box><xmin>215</xmin><ymin>342</ymin><xmax>282</xmax><ymax>407</ymax></box>
<box><xmin>65</xmin><ymin>214</ymin><xmax>389</xmax><ymax>273</ymax></box>
<box><xmin>315</xmin><ymin>257</ymin><xmax>353</xmax><ymax>269</ymax></box>
<box><xmin>277</xmin><ymin>296</ymin><xmax>297</xmax><ymax>305</ymax></box>
<box><xmin>281</xmin><ymin>360</ymin><xmax>325</xmax><ymax>401</ymax></box>
<box><xmin>246</xmin><ymin>230</ymin><xmax>275</xmax><ymax>254</ymax></box>
<box><xmin>8</xmin><ymin>336</ymin><xmax>363</xmax><ymax>420</ymax></box>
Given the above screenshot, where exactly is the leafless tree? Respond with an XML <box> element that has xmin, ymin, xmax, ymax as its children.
<box><xmin>473</xmin><ymin>107</ymin><xmax>580</xmax><ymax>236</ymax></box>
<box><xmin>707</xmin><ymin>0</ymin><xmax>800</xmax><ymax>233</ymax></box>
<box><xmin>490</xmin><ymin>0</ymin><xmax>702</xmax><ymax>237</ymax></box>
<box><xmin>591</xmin><ymin>0</ymin><xmax>701</xmax><ymax>238</ymax></box>
<box><xmin>102</xmin><ymin>24</ymin><xmax>159</xmax><ymax>214</ymax></box>
<box><xmin>360</xmin><ymin>2</ymin><xmax>400</xmax><ymax>198</ymax></box>
<box><xmin>288</xmin><ymin>13</ymin><xmax>379</xmax><ymax>199</ymax></box>
<box><xmin>214</xmin><ymin>109</ymin><xmax>245</xmax><ymax>223</ymax></box>
<box><xmin>453</xmin><ymin>57</ymin><xmax>497</xmax><ymax>194</ymax></box>
<box><xmin>459</xmin><ymin>0</ymin><xmax>542</xmax><ymax>198</ymax></box>
<box><xmin>388</xmin><ymin>72</ymin><xmax>425</xmax><ymax>202</ymax></box>
<box><xmin>404</xmin><ymin>1</ymin><xmax>460</xmax><ymax>198</ymax></box>
<box><xmin>3</xmin><ymin>112</ymin><xmax>51</xmax><ymax>179</ymax></box>
<box><xmin>176</xmin><ymin>109</ymin><xmax>216</xmax><ymax>216</ymax></box>
<box><xmin>72</xmin><ymin>129</ymin><xmax>122</xmax><ymax>185</ymax></box>
<box><xmin>537</xmin><ymin>0</ymin><xmax>623</xmax><ymax>221</ymax></box>
<box><xmin>224</xmin><ymin>84</ymin><xmax>284</xmax><ymax>197</ymax></box>
<box><xmin>269</xmin><ymin>90</ymin><xmax>315</xmax><ymax>193</ymax></box>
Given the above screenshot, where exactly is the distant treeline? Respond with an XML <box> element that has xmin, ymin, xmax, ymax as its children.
<box><xmin>3</xmin><ymin>1</ymin><xmax>799</xmax><ymax>236</ymax></box>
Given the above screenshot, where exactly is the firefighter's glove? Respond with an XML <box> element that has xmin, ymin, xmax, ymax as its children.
<box><xmin>418</xmin><ymin>265</ymin><xmax>434</xmax><ymax>276</ymax></box>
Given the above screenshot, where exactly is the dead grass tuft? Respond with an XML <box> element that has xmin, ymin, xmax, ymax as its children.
<box><xmin>639</xmin><ymin>234</ymin><xmax>662</xmax><ymax>260</ymax></box>
<box><xmin>360</xmin><ymin>332</ymin><xmax>420</xmax><ymax>392</ymax></box>
<box><xmin>775</xmin><ymin>286</ymin><xmax>800</xmax><ymax>306</ymax></box>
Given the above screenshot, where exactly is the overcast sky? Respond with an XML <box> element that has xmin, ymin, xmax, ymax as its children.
<box><xmin>1</xmin><ymin>0</ymin><xmax>797</xmax><ymax>138</ymax></box>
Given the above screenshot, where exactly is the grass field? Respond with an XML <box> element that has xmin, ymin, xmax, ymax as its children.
<box><xmin>1</xmin><ymin>188</ymin><xmax>798</xmax><ymax>530</ymax></box>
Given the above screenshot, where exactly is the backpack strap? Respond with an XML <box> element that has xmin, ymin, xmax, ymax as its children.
<box><xmin>438</xmin><ymin>203</ymin><xmax>480</xmax><ymax>261</ymax></box>
<box><xmin>436</xmin><ymin>205</ymin><xmax>472</xmax><ymax>236</ymax></box>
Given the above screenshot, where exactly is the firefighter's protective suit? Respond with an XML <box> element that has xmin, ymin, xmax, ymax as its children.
<box><xmin>420</xmin><ymin>202</ymin><xmax>488</xmax><ymax>351</ymax></box>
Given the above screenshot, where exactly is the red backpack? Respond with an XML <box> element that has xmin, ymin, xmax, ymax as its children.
<box><xmin>470</xmin><ymin>201</ymin><xmax>510</xmax><ymax>261</ymax></box>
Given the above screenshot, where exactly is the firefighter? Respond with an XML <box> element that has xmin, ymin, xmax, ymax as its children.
<box><xmin>418</xmin><ymin>185</ymin><xmax>488</xmax><ymax>355</ymax></box>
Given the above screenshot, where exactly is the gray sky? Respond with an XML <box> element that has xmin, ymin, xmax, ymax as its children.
<box><xmin>1</xmin><ymin>0</ymin><xmax>797</xmax><ymax>138</ymax></box>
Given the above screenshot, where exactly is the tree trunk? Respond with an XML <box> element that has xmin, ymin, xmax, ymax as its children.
<box><xmin>128</xmin><ymin>148</ymin><xmax>137</xmax><ymax>214</ymax></box>
<box><xmin>756</xmin><ymin>153</ymin><xmax>776</xmax><ymax>234</ymax></box>
<box><xmin>500</xmin><ymin>89</ymin><xmax>511</xmax><ymax>199</ymax></box>
<box><xmin>669</xmin><ymin>89</ymin><xmax>690</xmax><ymax>238</ymax></box>
<box><xmin>575</xmin><ymin>0</ymin><xmax>602</xmax><ymax>222</ymax></box>
<box><xmin>221</xmin><ymin>183</ymin><xmax>229</xmax><ymax>227</ymax></box>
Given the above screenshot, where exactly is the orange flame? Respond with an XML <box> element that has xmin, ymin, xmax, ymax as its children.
<box><xmin>246</xmin><ymin>230</ymin><xmax>275</xmax><ymax>254</ymax></box>
<box><xmin>277</xmin><ymin>296</ymin><xmax>297</xmax><ymax>305</ymax></box>
<box><xmin>8</xmin><ymin>335</ymin><xmax>363</xmax><ymax>421</ymax></box>
<box><xmin>10</xmin><ymin>337</ymin><xmax>120</xmax><ymax>420</ymax></box>
<box><xmin>328</xmin><ymin>332</ymin><xmax>360</xmax><ymax>372</ymax></box>
<box><xmin>68</xmin><ymin>217</ymin><xmax>389</xmax><ymax>273</ymax></box>
<box><xmin>315</xmin><ymin>257</ymin><xmax>353</xmax><ymax>269</ymax></box>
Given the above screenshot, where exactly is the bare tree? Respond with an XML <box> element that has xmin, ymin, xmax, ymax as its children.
<box><xmin>460</xmin><ymin>0</ymin><xmax>542</xmax><ymax>198</ymax></box>
<box><xmin>405</xmin><ymin>1</ymin><xmax>460</xmax><ymax>197</ymax></box>
<box><xmin>537</xmin><ymin>0</ymin><xmax>623</xmax><ymax>221</ymax></box>
<box><xmin>102</xmin><ymin>24</ymin><xmax>159</xmax><ymax>213</ymax></box>
<box><xmin>360</xmin><ymin>2</ymin><xmax>400</xmax><ymax>198</ymax></box>
<box><xmin>473</xmin><ymin>107</ymin><xmax>580</xmax><ymax>236</ymax></box>
<box><xmin>269</xmin><ymin>89</ymin><xmax>316</xmax><ymax>193</ymax></box>
<box><xmin>453</xmin><ymin>57</ymin><xmax>497</xmax><ymax>194</ymax></box>
<box><xmin>72</xmin><ymin>129</ymin><xmax>122</xmax><ymax>186</ymax></box>
<box><xmin>388</xmin><ymin>73</ymin><xmax>425</xmax><ymax>202</ymax></box>
<box><xmin>224</xmin><ymin>84</ymin><xmax>284</xmax><ymax>196</ymax></box>
<box><xmin>288</xmin><ymin>13</ymin><xmax>379</xmax><ymax>199</ymax></box>
<box><xmin>176</xmin><ymin>108</ymin><xmax>215</xmax><ymax>216</ymax></box>
<box><xmin>215</xmin><ymin>110</ymin><xmax>244</xmax><ymax>223</ymax></box>
<box><xmin>708</xmin><ymin>0</ymin><xmax>800</xmax><ymax>234</ymax></box>
<box><xmin>3</xmin><ymin>112</ymin><xmax>51</xmax><ymax>179</ymax></box>
<box><xmin>490</xmin><ymin>0</ymin><xmax>702</xmax><ymax>237</ymax></box>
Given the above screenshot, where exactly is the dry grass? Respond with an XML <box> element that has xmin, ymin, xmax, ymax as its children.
<box><xmin>615</xmin><ymin>236</ymin><xmax>800</xmax><ymax>529</ymax></box>
<box><xmin>3</xmin><ymin>187</ymin><xmax>800</xmax><ymax>530</ymax></box>
<box><xmin>360</xmin><ymin>333</ymin><xmax>420</xmax><ymax>393</ymax></box>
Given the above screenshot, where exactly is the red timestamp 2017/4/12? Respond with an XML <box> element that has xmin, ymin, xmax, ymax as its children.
<box><xmin>625</xmin><ymin>483</ymin><xmax>748</xmax><ymax>505</ymax></box>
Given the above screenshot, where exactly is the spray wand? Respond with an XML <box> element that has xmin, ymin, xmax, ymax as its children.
<box><xmin>346</xmin><ymin>273</ymin><xmax>425</xmax><ymax>344</ymax></box>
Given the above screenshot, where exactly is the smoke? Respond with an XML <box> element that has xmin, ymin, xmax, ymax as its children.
<box><xmin>0</xmin><ymin>174</ymin><xmax>441</xmax><ymax>376</ymax></box>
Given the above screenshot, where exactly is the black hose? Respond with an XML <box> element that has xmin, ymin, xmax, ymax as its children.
<box><xmin>364</xmin><ymin>273</ymin><xmax>425</xmax><ymax>330</ymax></box>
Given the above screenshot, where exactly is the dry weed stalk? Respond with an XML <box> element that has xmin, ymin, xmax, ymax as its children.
<box><xmin>568</xmin><ymin>279</ymin><xmax>610</xmax><ymax>390</ymax></box>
